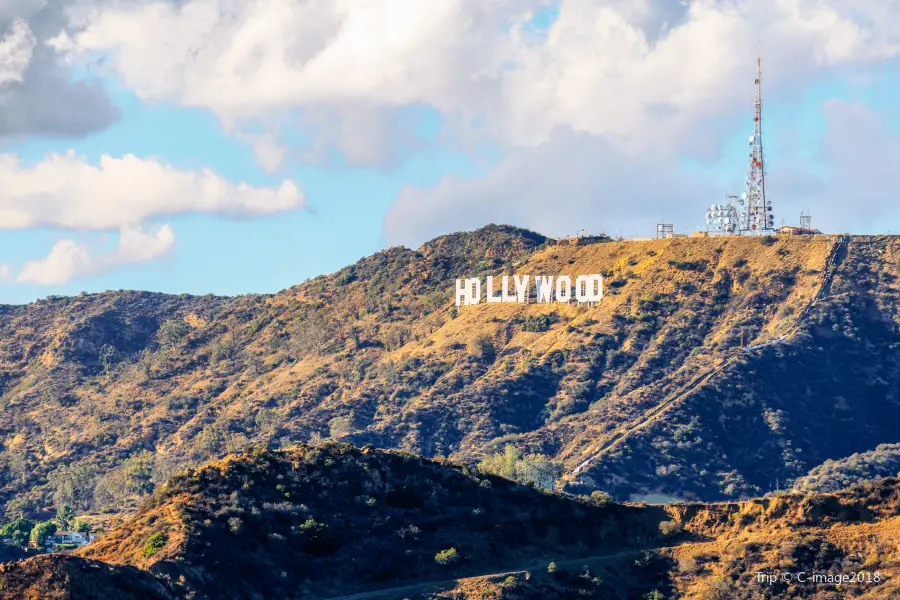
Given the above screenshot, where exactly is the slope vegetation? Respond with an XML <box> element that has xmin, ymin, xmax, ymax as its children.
<box><xmin>78</xmin><ymin>443</ymin><xmax>674</xmax><ymax>599</ymax></box>
<box><xmin>0</xmin><ymin>554</ymin><xmax>175</xmax><ymax>600</ymax></box>
<box><xmin>1</xmin><ymin>226</ymin><xmax>900</xmax><ymax>516</ymax></box>
<box><xmin>66</xmin><ymin>445</ymin><xmax>900</xmax><ymax>600</ymax></box>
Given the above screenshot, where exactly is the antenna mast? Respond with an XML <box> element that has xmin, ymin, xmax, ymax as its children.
<box><xmin>744</xmin><ymin>42</ymin><xmax>773</xmax><ymax>233</ymax></box>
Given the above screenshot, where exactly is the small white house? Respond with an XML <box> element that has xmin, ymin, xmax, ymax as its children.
<box><xmin>46</xmin><ymin>531</ymin><xmax>96</xmax><ymax>551</ymax></box>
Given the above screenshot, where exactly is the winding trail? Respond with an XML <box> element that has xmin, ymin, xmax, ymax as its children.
<box><xmin>322</xmin><ymin>545</ymin><xmax>693</xmax><ymax>600</ymax></box>
<box><xmin>569</xmin><ymin>235</ymin><xmax>847</xmax><ymax>478</ymax></box>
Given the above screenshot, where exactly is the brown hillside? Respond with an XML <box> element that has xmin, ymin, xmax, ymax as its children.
<box><xmin>70</xmin><ymin>446</ymin><xmax>900</xmax><ymax>600</ymax></box>
<box><xmin>1</xmin><ymin>226</ymin><xmax>899</xmax><ymax>517</ymax></box>
<box><xmin>0</xmin><ymin>553</ymin><xmax>175</xmax><ymax>600</ymax></box>
<box><xmin>78</xmin><ymin>443</ymin><xmax>676</xmax><ymax>600</ymax></box>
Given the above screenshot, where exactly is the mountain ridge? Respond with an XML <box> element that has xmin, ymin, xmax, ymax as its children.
<box><xmin>0</xmin><ymin>226</ymin><xmax>899</xmax><ymax>522</ymax></box>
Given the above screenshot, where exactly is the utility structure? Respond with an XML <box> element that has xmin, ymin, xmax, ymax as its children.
<box><xmin>656</xmin><ymin>223</ymin><xmax>674</xmax><ymax>239</ymax></box>
<box><xmin>800</xmin><ymin>211</ymin><xmax>811</xmax><ymax>230</ymax></box>
<box><xmin>742</xmin><ymin>44</ymin><xmax>773</xmax><ymax>233</ymax></box>
<box><xmin>705</xmin><ymin>195</ymin><xmax>741</xmax><ymax>235</ymax></box>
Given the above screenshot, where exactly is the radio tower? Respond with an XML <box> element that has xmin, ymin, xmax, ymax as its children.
<box><xmin>743</xmin><ymin>43</ymin><xmax>773</xmax><ymax>233</ymax></box>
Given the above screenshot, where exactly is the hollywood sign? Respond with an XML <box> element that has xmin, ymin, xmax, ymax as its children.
<box><xmin>455</xmin><ymin>275</ymin><xmax>603</xmax><ymax>307</ymax></box>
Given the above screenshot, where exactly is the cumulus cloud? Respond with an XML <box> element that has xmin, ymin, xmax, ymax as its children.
<box><xmin>71</xmin><ymin>0</ymin><xmax>533</xmax><ymax>167</ymax></box>
<box><xmin>0</xmin><ymin>150</ymin><xmax>305</xmax><ymax>230</ymax></box>
<box><xmin>0</xmin><ymin>1</ymin><xmax>120</xmax><ymax>140</ymax></box>
<box><xmin>17</xmin><ymin>0</ymin><xmax>900</xmax><ymax>247</ymax></box>
<box><xmin>17</xmin><ymin>224</ymin><xmax>175</xmax><ymax>285</ymax></box>
<box><xmin>71</xmin><ymin>0</ymin><xmax>900</xmax><ymax>162</ymax></box>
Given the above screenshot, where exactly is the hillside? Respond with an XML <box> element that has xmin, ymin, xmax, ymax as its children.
<box><xmin>1</xmin><ymin>226</ymin><xmax>900</xmax><ymax>520</ymax></box>
<box><xmin>792</xmin><ymin>444</ymin><xmax>900</xmax><ymax>494</ymax></box>
<box><xmin>0</xmin><ymin>554</ymin><xmax>175</xmax><ymax>600</ymax></box>
<box><xmin>0</xmin><ymin>444</ymin><xmax>892</xmax><ymax>600</ymax></box>
<box><xmin>77</xmin><ymin>443</ymin><xmax>677</xmax><ymax>599</ymax></box>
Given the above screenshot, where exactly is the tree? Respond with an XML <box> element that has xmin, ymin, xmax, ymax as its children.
<box><xmin>156</xmin><ymin>319</ymin><xmax>190</xmax><ymax>349</ymax></box>
<box><xmin>137</xmin><ymin>348</ymin><xmax>154</xmax><ymax>379</ymax></box>
<box><xmin>254</xmin><ymin>409</ymin><xmax>277</xmax><ymax>437</ymax></box>
<box><xmin>478</xmin><ymin>445</ymin><xmax>562</xmax><ymax>492</ymax></box>
<box><xmin>6</xmin><ymin>452</ymin><xmax>27</xmax><ymax>484</ymax></box>
<box><xmin>478</xmin><ymin>445</ymin><xmax>521</xmax><ymax>481</ymax></box>
<box><xmin>4</xmin><ymin>497</ymin><xmax>34</xmax><ymax>521</ymax></box>
<box><xmin>153</xmin><ymin>452</ymin><xmax>189</xmax><ymax>487</ymax></box>
<box><xmin>55</xmin><ymin>505</ymin><xmax>76</xmax><ymax>531</ymax></box>
<box><xmin>30</xmin><ymin>521</ymin><xmax>57</xmax><ymax>548</ymax></box>
<box><xmin>380</xmin><ymin>324</ymin><xmax>411</xmax><ymax>352</ymax></box>
<box><xmin>99</xmin><ymin>344</ymin><xmax>118</xmax><ymax>373</ymax></box>
<box><xmin>517</xmin><ymin>453</ymin><xmax>562</xmax><ymax>491</ymax></box>
<box><xmin>1</xmin><ymin>518</ymin><xmax>34</xmax><ymax>548</ymax></box>
<box><xmin>123</xmin><ymin>451</ymin><xmax>155</xmax><ymax>495</ymax></box>
<box><xmin>93</xmin><ymin>469</ymin><xmax>130</xmax><ymax>510</ymax></box>
<box><xmin>74</xmin><ymin>520</ymin><xmax>92</xmax><ymax>534</ymax></box>
<box><xmin>290</xmin><ymin>313</ymin><xmax>339</xmax><ymax>357</ymax></box>
<box><xmin>47</xmin><ymin>464</ymin><xmax>98</xmax><ymax>511</ymax></box>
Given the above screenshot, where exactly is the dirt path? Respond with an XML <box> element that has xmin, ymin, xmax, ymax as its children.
<box><xmin>569</xmin><ymin>235</ymin><xmax>847</xmax><ymax>478</ymax></box>
<box><xmin>322</xmin><ymin>545</ymin><xmax>694</xmax><ymax>600</ymax></box>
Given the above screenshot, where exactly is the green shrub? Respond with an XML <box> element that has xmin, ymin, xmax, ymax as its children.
<box><xmin>547</xmin><ymin>561</ymin><xmax>557</xmax><ymax>573</ymax></box>
<box><xmin>227</xmin><ymin>517</ymin><xmax>243</xmax><ymax>535</ymax></box>
<box><xmin>142</xmin><ymin>532</ymin><xmax>167</xmax><ymax>558</ymax></box>
<box><xmin>435</xmin><ymin>547</ymin><xmax>459</xmax><ymax>565</ymax></box>
<box><xmin>590</xmin><ymin>490</ymin><xmax>613</xmax><ymax>506</ymax></box>
<box><xmin>658</xmin><ymin>520</ymin><xmax>682</xmax><ymax>537</ymax></box>
<box><xmin>54</xmin><ymin>543</ymin><xmax>77</xmax><ymax>552</ymax></box>
<box><xmin>522</xmin><ymin>314</ymin><xmax>557</xmax><ymax>332</ymax></box>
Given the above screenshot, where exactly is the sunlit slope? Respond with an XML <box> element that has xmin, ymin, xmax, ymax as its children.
<box><xmin>1</xmin><ymin>227</ymin><xmax>898</xmax><ymax>509</ymax></box>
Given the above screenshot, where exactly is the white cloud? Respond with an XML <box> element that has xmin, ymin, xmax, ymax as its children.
<box><xmin>74</xmin><ymin>0</ymin><xmax>519</xmax><ymax>115</ymax></box>
<box><xmin>0</xmin><ymin>262</ymin><xmax>10</xmax><ymax>280</ymax></box>
<box><xmin>17</xmin><ymin>224</ymin><xmax>176</xmax><ymax>285</ymax></box>
<box><xmin>70</xmin><ymin>0</ymin><xmax>900</xmax><ymax>164</ymax></box>
<box><xmin>13</xmin><ymin>0</ymin><xmax>900</xmax><ymax>250</ymax></box>
<box><xmin>0</xmin><ymin>19</ymin><xmax>36</xmax><ymax>86</ymax></box>
<box><xmin>0</xmin><ymin>150</ymin><xmax>305</xmax><ymax>230</ymax></box>
<box><xmin>0</xmin><ymin>2</ymin><xmax>120</xmax><ymax>139</ymax></box>
<box><xmin>70</xmin><ymin>0</ymin><xmax>532</xmax><ymax>164</ymax></box>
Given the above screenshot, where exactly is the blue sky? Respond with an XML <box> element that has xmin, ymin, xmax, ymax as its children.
<box><xmin>3</xmin><ymin>89</ymin><xmax>474</xmax><ymax>301</ymax></box>
<box><xmin>2</xmin><ymin>0</ymin><xmax>899</xmax><ymax>304</ymax></box>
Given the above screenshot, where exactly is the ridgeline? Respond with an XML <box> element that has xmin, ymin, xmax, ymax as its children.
<box><xmin>1</xmin><ymin>226</ymin><xmax>899</xmax><ymax>516</ymax></box>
